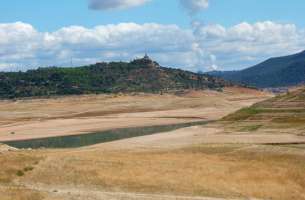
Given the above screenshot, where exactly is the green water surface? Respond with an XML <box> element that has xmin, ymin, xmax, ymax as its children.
<box><xmin>3</xmin><ymin>121</ymin><xmax>208</xmax><ymax>149</ymax></box>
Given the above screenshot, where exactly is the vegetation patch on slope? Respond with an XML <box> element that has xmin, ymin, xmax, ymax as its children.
<box><xmin>222</xmin><ymin>87</ymin><xmax>305</xmax><ymax>134</ymax></box>
<box><xmin>0</xmin><ymin>57</ymin><xmax>231</xmax><ymax>99</ymax></box>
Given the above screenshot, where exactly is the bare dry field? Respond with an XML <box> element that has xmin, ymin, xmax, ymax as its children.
<box><xmin>1</xmin><ymin>144</ymin><xmax>305</xmax><ymax>200</ymax></box>
<box><xmin>2</xmin><ymin>88</ymin><xmax>305</xmax><ymax>200</ymax></box>
<box><xmin>0</xmin><ymin>87</ymin><xmax>269</xmax><ymax>141</ymax></box>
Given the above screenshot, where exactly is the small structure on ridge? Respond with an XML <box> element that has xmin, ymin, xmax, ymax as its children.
<box><xmin>131</xmin><ymin>54</ymin><xmax>159</xmax><ymax>68</ymax></box>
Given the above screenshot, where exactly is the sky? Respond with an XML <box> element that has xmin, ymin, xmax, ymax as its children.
<box><xmin>0</xmin><ymin>0</ymin><xmax>304</xmax><ymax>72</ymax></box>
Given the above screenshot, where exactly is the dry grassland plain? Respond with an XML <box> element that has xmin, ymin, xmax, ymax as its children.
<box><xmin>1</xmin><ymin>87</ymin><xmax>305</xmax><ymax>200</ymax></box>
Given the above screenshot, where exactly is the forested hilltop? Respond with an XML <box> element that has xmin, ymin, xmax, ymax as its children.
<box><xmin>0</xmin><ymin>56</ymin><xmax>231</xmax><ymax>99</ymax></box>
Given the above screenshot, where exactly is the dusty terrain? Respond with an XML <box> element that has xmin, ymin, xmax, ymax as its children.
<box><xmin>96</xmin><ymin>125</ymin><xmax>305</xmax><ymax>151</ymax></box>
<box><xmin>0</xmin><ymin>87</ymin><xmax>269</xmax><ymax>141</ymax></box>
<box><xmin>1</xmin><ymin>144</ymin><xmax>305</xmax><ymax>200</ymax></box>
<box><xmin>2</xmin><ymin>87</ymin><xmax>305</xmax><ymax>200</ymax></box>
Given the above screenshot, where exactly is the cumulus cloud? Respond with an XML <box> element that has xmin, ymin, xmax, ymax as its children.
<box><xmin>0</xmin><ymin>21</ymin><xmax>304</xmax><ymax>72</ymax></box>
<box><xmin>180</xmin><ymin>0</ymin><xmax>209</xmax><ymax>14</ymax></box>
<box><xmin>193</xmin><ymin>21</ymin><xmax>304</xmax><ymax>69</ymax></box>
<box><xmin>0</xmin><ymin>22</ymin><xmax>195</xmax><ymax>71</ymax></box>
<box><xmin>88</xmin><ymin>0</ymin><xmax>150</xmax><ymax>10</ymax></box>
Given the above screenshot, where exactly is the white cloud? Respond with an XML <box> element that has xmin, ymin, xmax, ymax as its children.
<box><xmin>88</xmin><ymin>0</ymin><xmax>150</xmax><ymax>10</ymax></box>
<box><xmin>0</xmin><ymin>22</ymin><xmax>195</xmax><ymax>71</ymax></box>
<box><xmin>192</xmin><ymin>21</ymin><xmax>305</xmax><ymax>70</ymax></box>
<box><xmin>0</xmin><ymin>22</ymin><xmax>41</xmax><ymax>63</ymax></box>
<box><xmin>0</xmin><ymin>21</ymin><xmax>304</xmax><ymax>72</ymax></box>
<box><xmin>180</xmin><ymin>0</ymin><xmax>209</xmax><ymax>14</ymax></box>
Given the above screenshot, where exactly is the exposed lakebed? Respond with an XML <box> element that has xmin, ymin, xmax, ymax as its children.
<box><xmin>3</xmin><ymin>121</ymin><xmax>208</xmax><ymax>149</ymax></box>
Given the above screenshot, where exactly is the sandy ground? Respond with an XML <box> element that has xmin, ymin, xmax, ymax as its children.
<box><xmin>0</xmin><ymin>87</ymin><xmax>270</xmax><ymax>142</ymax></box>
<box><xmin>0</xmin><ymin>143</ymin><xmax>17</xmax><ymax>152</ymax></box>
<box><xmin>4</xmin><ymin>88</ymin><xmax>305</xmax><ymax>200</ymax></box>
<box><xmin>1</xmin><ymin>185</ymin><xmax>255</xmax><ymax>200</ymax></box>
<box><xmin>93</xmin><ymin>125</ymin><xmax>305</xmax><ymax>151</ymax></box>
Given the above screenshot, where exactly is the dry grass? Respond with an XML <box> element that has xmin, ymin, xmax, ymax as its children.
<box><xmin>5</xmin><ymin>88</ymin><xmax>303</xmax><ymax>200</ymax></box>
<box><xmin>221</xmin><ymin>87</ymin><xmax>305</xmax><ymax>136</ymax></box>
<box><xmin>0</xmin><ymin>152</ymin><xmax>44</xmax><ymax>200</ymax></box>
<box><xmin>15</xmin><ymin>144</ymin><xmax>305</xmax><ymax>200</ymax></box>
<box><xmin>0</xmin><ymin>186</ymin><xmax>44</xmax><ymax>200</ymax></box>
<box><xmin>0</xmin><ymin>152</ymin><xmax>41</xmax><ymax>183</ymax></box>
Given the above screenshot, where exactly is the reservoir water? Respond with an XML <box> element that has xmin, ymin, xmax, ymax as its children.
<box><xmin>4</xmin><ymin>121</ymin><xmax>208</xmax><ymax>149</ymax></box>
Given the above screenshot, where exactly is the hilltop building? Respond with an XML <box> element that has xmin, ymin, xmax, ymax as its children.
<box><xmin>143</xmin><ymin>53</ymin><xmax>149</xmax><ymax>60</ymax></box>
<box><xmin>131</xmin><ymin>54</ymin><xmax>159</xmax><ymax>68</ymax></box>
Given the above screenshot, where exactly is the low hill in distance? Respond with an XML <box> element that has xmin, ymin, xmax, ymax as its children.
<box><xmin>0</xmin><ymin>55</ymin><xmax>231</xmax><ymax>99</ymax></box>
<box><xmin>209</xmin><ymin>50</ymin><xmax>305</xmax><ymax>88</ymax></box>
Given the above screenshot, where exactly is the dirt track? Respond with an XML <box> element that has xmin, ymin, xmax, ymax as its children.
<box><xmin>1</xmin><ymin>184</ymin><xmax>254</xmax><ymax>200</ymax></box>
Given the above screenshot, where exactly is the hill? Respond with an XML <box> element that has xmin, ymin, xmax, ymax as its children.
<box><xmin>210</xmin><ymin>50</ymin><xmax>305</xmax><ymax>88</ymax></box>
<box><xmin>0</xmin><ymin>55</ymin><xmax>231</xmax><ymax>99</ymax></box>
<box><xmin>222</xmin><ymin>86</ymin><xmax>305</xmax><ymax>136</ymax></box>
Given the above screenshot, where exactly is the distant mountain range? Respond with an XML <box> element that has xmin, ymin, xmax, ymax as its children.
<box><xmin>0</xmin><ymin>56</ymin><xmax>231</xmax><ymax>99</ymax></box>
<box><xmin>209</xmin><ymin>50</ymin><xmax>305</xmax><ymax>88</ymax></box>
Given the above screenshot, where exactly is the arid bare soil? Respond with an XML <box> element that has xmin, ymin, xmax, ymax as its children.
<box><xmin>2</xmin><ymin>88</ymin><xmax>305</xmax><ymax>200</ymax></box>
<box><xmin>0</xmin><ymin>87</ymin><xmax>269</xmax><ymax>141</ymax></box>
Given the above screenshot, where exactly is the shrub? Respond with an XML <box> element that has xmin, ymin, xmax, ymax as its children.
<box><xmin>16</xmin><ymin>170</ymin><xmax>24</xmax><ymax>177</ymax></box>
<box><xmin>23</xmin><ymin>166</ymin><xmax>34</xmax><ymax>172</ymax></box>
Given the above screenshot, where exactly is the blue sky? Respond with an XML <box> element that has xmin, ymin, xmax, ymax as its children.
<box><xmin>0</xmin><ymin>0</ymin><xmax>304</xmax><ymax>71</ymax></box>
<box><xmin>1</xmin><ymin>0</ymin><xmax>305</xmax><ymax>31</ymax></box>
